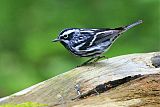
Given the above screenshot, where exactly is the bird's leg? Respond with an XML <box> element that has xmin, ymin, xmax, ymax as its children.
<box><xmin>77</xmin><ymin>56</ymin><xmax>107</xmax><ymax>67</ymax></box>
<box><xmin>93</xmin><ymin>56</ymin><xmax>106</xmax><ymax>62</ymax></box>
<box><xmin>77</xmin><ymin>57</ymin><xmax>95</xmax><ymax>67</ymax></box>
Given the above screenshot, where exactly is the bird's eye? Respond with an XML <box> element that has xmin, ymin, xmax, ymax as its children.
<box><xmin>63</xmin><ymin>34</ymin><xmax>68</xmax><ymax>39</ymax></box>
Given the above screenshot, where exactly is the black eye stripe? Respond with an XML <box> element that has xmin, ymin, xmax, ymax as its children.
<box><xmin>66</xmin><ymin>32</ymin><xmax>74</xmax><ymax>39</ymax></box>
<box><xmin>68</xmin><ymin>32</ymin><xmax>74</xmax><ymax>36</ymax></box>
<box><xmin>61</xmin><ymin>32</ymin><xmax>74</xmax><ymax>40</ymax></box>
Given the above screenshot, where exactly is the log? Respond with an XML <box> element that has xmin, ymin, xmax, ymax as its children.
<box><xmin>0</xmin><ymin>52</ymin><xmax>160</xmax><ymax>107</ymax></box>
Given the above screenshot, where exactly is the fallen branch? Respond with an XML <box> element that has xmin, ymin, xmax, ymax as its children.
<box><xmin>0</xmin><ymin>52</ymin><xmax>160</xmax><ymax>107</ymax></box>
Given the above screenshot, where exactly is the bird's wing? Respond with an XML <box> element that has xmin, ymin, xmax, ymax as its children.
<box><xmin>78</xmin><ymin>20</ymin><xmax>142</xmax><ymax>52</ymax></box>
<box><xmin>79</xmin><ymin>28</ymin><xmax>122</xmax><ymax>50</ymax></box>
<box><xmin>89</xmin><ymin>28</ymin><xmax>123</xmax><ymax>46</ymax></box>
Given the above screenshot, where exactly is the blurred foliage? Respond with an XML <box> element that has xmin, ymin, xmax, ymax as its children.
<box><xmin>0</xmin><ymin>0</ymin><xmax>159</xmax><ymax>97</ymax></box>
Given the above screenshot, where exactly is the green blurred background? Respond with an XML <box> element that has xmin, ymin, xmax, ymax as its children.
<box><xmin>0</xmin><ymin>0</ymin><xmax>159</xmax><ymax>97</ymax></box>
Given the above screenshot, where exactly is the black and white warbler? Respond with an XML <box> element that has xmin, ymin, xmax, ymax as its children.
<box><xmin>52</xmin><ymin>20</ymin><xmax>143</xmax><ymax>65</ymax></box>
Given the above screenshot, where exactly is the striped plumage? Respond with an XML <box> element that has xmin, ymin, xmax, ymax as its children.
<box><xmin>52</xmin><ymin>20</ymin><xmax>142</xmax><ymax>64</ymax></box>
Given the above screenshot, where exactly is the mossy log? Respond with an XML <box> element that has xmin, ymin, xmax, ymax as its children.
<box><xmin>0</xmin><ymin>52</ymin><xmax>160</xmax><ymax>107</ymax></box>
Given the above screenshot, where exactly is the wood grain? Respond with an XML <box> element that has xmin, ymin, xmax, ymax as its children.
<box><xmin>0</xmin><ymin>52</ymin><xmax>160</xmax><ymax>107</ymax></box>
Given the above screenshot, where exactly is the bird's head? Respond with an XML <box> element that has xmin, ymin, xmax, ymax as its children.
<box><xmin>52</xmin><ymin>28</ymin><xmax>80</xmax><ymax>44</ymax></box>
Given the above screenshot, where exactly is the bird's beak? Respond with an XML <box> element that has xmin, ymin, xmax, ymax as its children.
<box><xmin>52</xmin><ymin>38</ymin><xmax>60</xmax><ymax>42</ymax></box>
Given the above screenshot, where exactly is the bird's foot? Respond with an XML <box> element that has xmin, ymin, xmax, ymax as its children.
<box><xmin>93</xmin><ymin>56</ymin><xmax>106</xmax><ymax>62</ymax></box>
<box><xmin>77</xmin><ymin>57</ymin><xmax>95</xmax><ymax>67</ymax></box>
<box><xmin>77</xmin><ymin>56</ymin><xmax>107</xmax><ymax>67</ymax></box>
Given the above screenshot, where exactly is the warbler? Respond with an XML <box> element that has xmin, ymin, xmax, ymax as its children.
<box><xmin>52</xmin><ymin>20</ymin><xmax>143</xmax><ymax>65</ymax></box>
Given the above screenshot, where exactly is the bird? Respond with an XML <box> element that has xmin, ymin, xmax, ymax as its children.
<box><xmin>52</xmin><ymin>20</ymin><xmax>143</xmax><ymax>66</ymax></box>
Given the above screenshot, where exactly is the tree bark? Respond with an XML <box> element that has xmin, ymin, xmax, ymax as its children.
<box><xmin>0</xmin><ymin>52</ymin><xmax>160</xmax><ymax>107</ymax></box>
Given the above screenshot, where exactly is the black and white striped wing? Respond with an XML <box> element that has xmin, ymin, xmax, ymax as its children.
<box><xmin>80</xmin><ymin>29</ymin><xmax>122</xmax><ymax>50</ymax></box>
<box><xmin>93</xmin><ymin>29</ymin><xmax>123</xmax><ymax>46</ymax></box>
<box><xmin>76</xmin><ymin>29</ymin><xmax>123</xmax><ymax>57</ymax></box>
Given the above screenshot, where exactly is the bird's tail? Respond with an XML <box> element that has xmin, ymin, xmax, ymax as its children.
<box><xmin>121</xmin><ymin>20</ymin><xmax>143</xmax><ymax>33</ymax></box>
